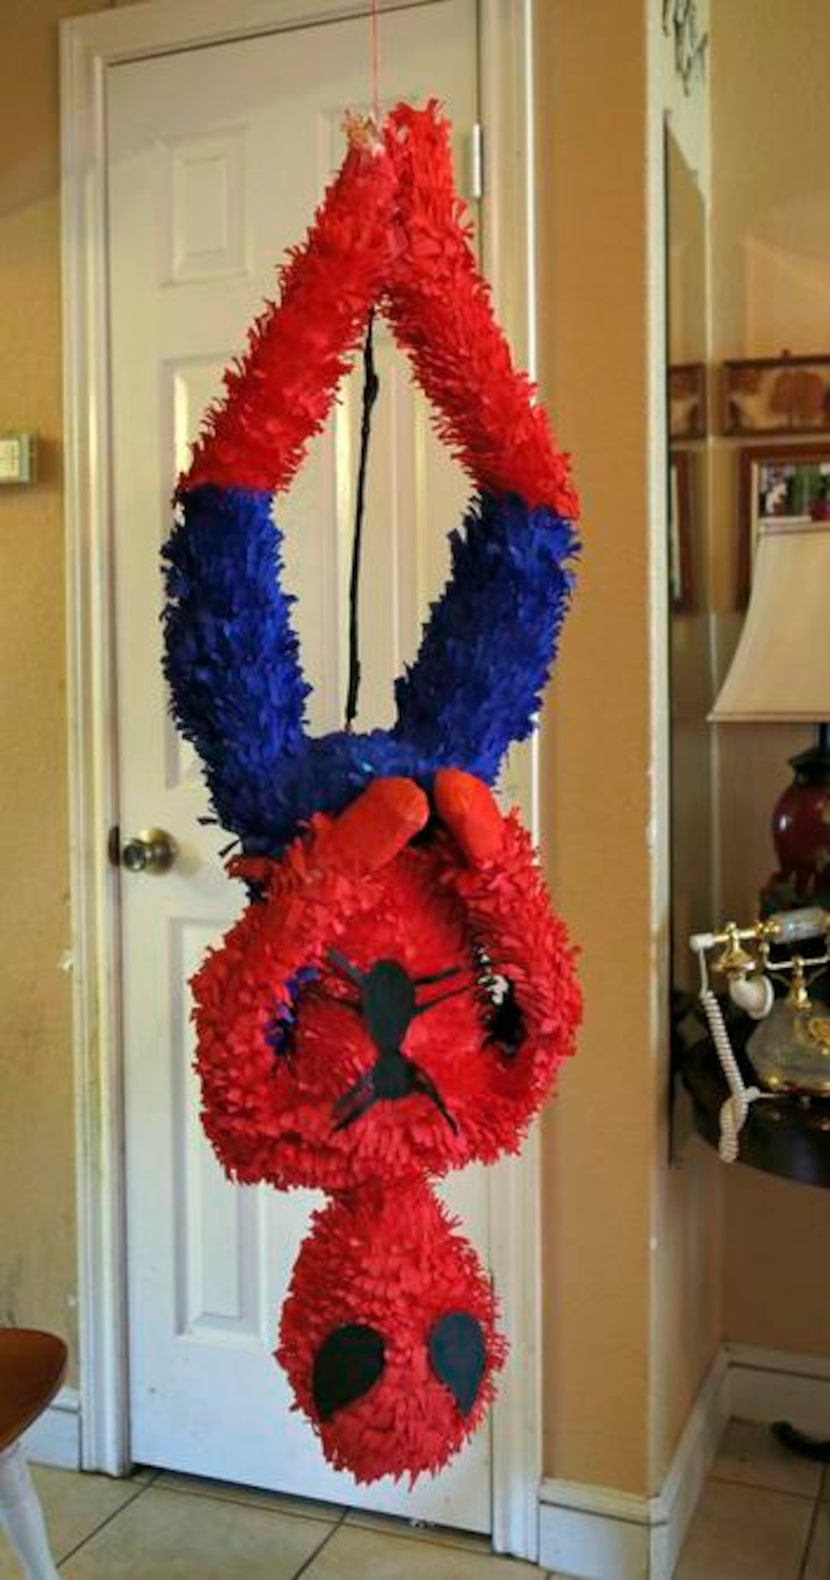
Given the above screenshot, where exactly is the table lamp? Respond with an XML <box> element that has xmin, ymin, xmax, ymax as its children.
<box><xmin>709</xmin><ymin>514</ymin><xmax>830</xmax><ymax>914</ymax></box>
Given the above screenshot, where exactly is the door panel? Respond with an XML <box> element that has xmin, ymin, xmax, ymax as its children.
<box><xmin>108</xmin><ymin>0</ymin><xmax>489</xmax><ymax>1528</ymax></box>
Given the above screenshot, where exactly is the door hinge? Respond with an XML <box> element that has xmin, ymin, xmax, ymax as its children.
<box><xmin>468</xmin><ymin>122</ymin><xmax>484</xmax><ymax>202</ymax></box>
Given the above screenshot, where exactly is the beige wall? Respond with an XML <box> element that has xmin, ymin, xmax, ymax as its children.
<box><xmin>537</xmin><ymin>0</ymin><xmax>724</xmax><ymax>1494</ymax></box>
<box><xmin>538</xmin><ymin>0</ymin><xmax>664</xmax><ymax>1495</ymax></box>
<box><xmin>0</xmin><ymin>0</ymin><xmax>114</xmax><ymax>1379</ymax></box>
<box><xmin>711</xmin><ymin>0</ymin><xmax>830</xmax><ymax>1359</ymax></box>
<box><xmin>653</xmin><ymin>0</ymin><xmax>724</xmax><ymax>1482</ymax></box>
<box><xmin>534</xmin><ymin>0</ymin><xmax>727</xmax><ymax>1491</ymax></box>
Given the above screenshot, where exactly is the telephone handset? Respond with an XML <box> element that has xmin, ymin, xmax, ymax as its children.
<box><xmin>689</xmin><ymin>907</ymin><xmax>830</xmax><ymax>1160</ymax></box>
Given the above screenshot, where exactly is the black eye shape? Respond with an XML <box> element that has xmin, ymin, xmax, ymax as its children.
<box><xmin>312</xmin><ymin>1314</ymin><xmax>487</xmax><ymax>1422</ymax></box>
<box><xmin>428</xmin><ymin>1311</ymin><xmax>486</xmax><ymax>1416</ymax></box>
<box><xmin>313</xmin><ymin>1323</ymin><xmax>385</xmax><ymax>1420</ymax></box>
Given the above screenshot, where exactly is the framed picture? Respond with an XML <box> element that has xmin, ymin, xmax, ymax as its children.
<box><xmin>723</xmin><ymin>353</ymin><xmax>830</xmax><ymax>437</ymax></box>
<box><xmin>669</xmin><ymin>450</ymin><xmax>694</xmax><ymax>611</ymax></box>
<box><xmin>738</xmin><ymin>443</ymin><xmax>830</xmax><ymax>604</ymax></box>
<box><xmin>668</xmin><ymin>362</ymin><xmax>707</xmax><ymax>440</ymax></box>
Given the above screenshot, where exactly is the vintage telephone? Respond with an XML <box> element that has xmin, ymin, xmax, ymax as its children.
<box><xmin>689</xmin><ymin>907</ymin><xmax>830</xmax><ymax>1161</ymax></box>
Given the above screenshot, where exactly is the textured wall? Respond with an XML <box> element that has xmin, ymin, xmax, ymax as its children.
<box><xmin>652</xmin><ymin>0</ymin><xmax>724</xmax><ymax>1486</ymax></box>
<box><xmin>0</xmin><ymin>0</ymin><xmax>114</xmax><ymax>1380</ymax></box>
<box><xmin>537</xmin><ymin>0</ymin><xmax>725</xmax><ymax>1496</ymax></box>
<box><xmin>537</xmin><ymin>0</ymin><xmax>661</xmax><ymax>1495</ymax></box>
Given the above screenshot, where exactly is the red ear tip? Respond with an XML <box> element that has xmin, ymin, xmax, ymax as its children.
<box><xmin>326</xmin><ymin>777</ymin><xmax>430</xmax><ymax>874</ymax></box>
<box><xmin>365</xmin><ymin>776</ymin><xmax>430</xmax><ymax>830</ymax></box>
<box><xmin>433</xmin><ymin>769</ymin><xmax>503</xmax><ymax>865</ymax></box>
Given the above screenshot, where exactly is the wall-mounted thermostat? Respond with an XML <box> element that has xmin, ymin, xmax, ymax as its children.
<box><xmin>0</xmin><ymin>434</ymin><xmax>37</xmax><ymax>486</ymax></box>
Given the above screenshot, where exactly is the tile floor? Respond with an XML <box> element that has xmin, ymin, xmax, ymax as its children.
<box><xmin>674</xmin><ymin>1418</ymin><xmax>828</xmax><ymax>1580</ymax></box>
<box><xmin>0</xmin><ymin>1419</ymin><xmax>827</xmax><ymax>1577</ymax></box>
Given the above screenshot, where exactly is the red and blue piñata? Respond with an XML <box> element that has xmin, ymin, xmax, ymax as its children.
<box><xmin>162</xmin><ymin>102</ymin><xmax>581</xmax><ymax>1484</ymax></box>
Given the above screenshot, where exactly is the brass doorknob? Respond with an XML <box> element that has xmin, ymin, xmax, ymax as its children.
<box><xmin>121</xmin><ymin>828</ymin><xmax>178</xmax><ymax>874</ymax></box>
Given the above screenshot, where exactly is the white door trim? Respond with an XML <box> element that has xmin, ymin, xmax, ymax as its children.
<box><xmin>61</xmin><ymin>0</ymin><xmax>541</xmax><ymax>1558</ymax></box>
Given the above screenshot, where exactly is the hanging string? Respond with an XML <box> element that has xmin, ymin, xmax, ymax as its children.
<box><xmin>345</xmin><ymin>310</ymin><xmax>380</xmax><ymax>732</ymax></box>
<box><xmin>370</xmin><ymin>0</ymin><xmax>381</xmax><ymax>126</ymax></box>
<box><xmin>342</xmin><ymin>2</ymin><xmax>381</xmax><ymax>733</ymax></box>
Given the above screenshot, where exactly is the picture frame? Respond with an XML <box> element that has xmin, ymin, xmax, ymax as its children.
<box><xmin>669</xmin><ymin>449</ymin><xmax>695</xmax><ymax>611</ymax></box>
<box><xmin>737</xmin><ymin>443</ymin><xmax>830</xmax><ymax>605</ymax></box>
<box><xmin>668</xmin><ymin>362</ymin><xmax>707</xmax><ymax>440</ymax></box>
<box><xmin>723</xmin><ymin>353</ymin><xmax>830</xmax><ymax>438</ymax></box>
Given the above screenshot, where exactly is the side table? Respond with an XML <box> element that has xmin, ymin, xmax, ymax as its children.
<box><xmin>679</xmin><ymin>1016</ymin><xmax>830</xmax><ymax>1459</ymax></box>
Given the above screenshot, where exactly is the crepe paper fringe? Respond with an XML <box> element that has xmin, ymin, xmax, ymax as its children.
<box><xmin>277</xmin><ymin>1179</ymin><xmax>506</xmax><ymax>1484</ymax></box>
<box><xmin>164</xmin><ymin>99</ymin><xmax>583</xmax><ymax>1485</ymax></box>
<box><xmin>192</xmin><ymin>802</ymin><xmax>580</xmax><ymax>1196</ymax></box>
<box><xmin>393</xmin><ymin>491</ymin><xmax>578</xmax><ymax>781</ymax></box>
<box><xmin>383</xmin><ymin>102</ymin><xmax>578</xmax><ymax>517</ymax></box>
<box><xmin>180</xmin><ymin>104</ymin><xmax>578</xmax><ymax>523</ymax></box>
<box><xmin>166</xmin><ymin>103</ymin><xmax>581</xmax><ymax>852</ymax></box>
<box><xmin>184</xmin><ymin>138</ymin><xmax>397</xmax><ymax>495</ymax></box>
<box><xmin>162</xmin><ymin>487</ymin><xmax>577</xmax><ymax>851</ymax></box>
<box><xmin>161</xmin><ymin>486</ymin><xmax>309</xmax><ymax>843</ymax></box>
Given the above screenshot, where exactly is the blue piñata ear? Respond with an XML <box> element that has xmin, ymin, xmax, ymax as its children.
<box><xmin>393</xmin><ymin>492</ymin><xmax>578</xmax><ymax>784</ymax></box>
<box><xmin>162</xmin><ymin>486</ymin><xmax>310</xmax><ymax>843</ymax></box>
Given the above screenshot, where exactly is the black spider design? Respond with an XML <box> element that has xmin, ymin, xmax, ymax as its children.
<box><xmin>321</xmin><ymin>950</ymin><xmax>468</xmax><ymax>1133</ymax></box>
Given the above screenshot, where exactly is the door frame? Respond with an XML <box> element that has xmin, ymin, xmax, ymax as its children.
<box><xmin>62</xmin><ymin>0</ymin><xmax>543</xmax><ymax>1558</ymax></box>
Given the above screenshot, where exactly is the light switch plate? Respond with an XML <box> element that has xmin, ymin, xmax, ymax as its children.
<box><xmin>0</xmin><ymin>433</ymin><xmax>37</xmax><ymax>485</ymax></box>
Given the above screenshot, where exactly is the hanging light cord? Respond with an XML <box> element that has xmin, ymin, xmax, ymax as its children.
<box><xmin>370</xmin><ymin>0</ymin><xmax>381</xmax><ymax>126</ymax></box>
<box><xmin>345</xmin><ymin>310</ymin><xmax>380</xmax><ymax>731</ymax></box>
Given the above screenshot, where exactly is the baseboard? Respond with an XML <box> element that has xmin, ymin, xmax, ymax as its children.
<box><xmin>539</xmin><ymin>1348</ymin><xmax>729</xmax><ymax>1580</ymax></box>
<box><xmin>19</xmin><ymin>1387</ymin><xmax>81</xmax><ymax>1471</ymax></box>
<box><xmin>725</xmin><ymin>1343</ymin><xmax>830</xmax><ymax>1439</ymax></box>
<box><xmin>538</xmin><ymin>1484</ymin><xmax>653</xmax><ymax>1580</ymax></box>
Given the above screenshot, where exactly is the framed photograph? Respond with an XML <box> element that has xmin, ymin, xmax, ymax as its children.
<box><xmin>723</xmin><ymin>353</ymin><xmax>830</xmax><ymax>437</ymax></box>
<box><xmin>668</xmin><ymin>362</ymin><xmax>707</xmax><ymax>440</ymax></box>
<box><xmin>738</xmin><ymin>443</ymin><xmax>830</xmax><ymax>604</ymax></box>
<box><xmin>669</xmin><ymin>449</ymin><xmax>694</xmax><ymax>611</ymax></box>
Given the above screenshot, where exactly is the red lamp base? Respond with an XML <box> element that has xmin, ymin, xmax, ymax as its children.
<box><xmin>761</xmin><ymin>727</ymin><xmax>830</xmax><ymax>914</ymax></box>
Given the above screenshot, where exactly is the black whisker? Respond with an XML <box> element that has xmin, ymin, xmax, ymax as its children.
<box><xmin>413</xmin><ymin>965</ymin><xmax>461</xmax><ymax>988</ymax></box>
<box><xmin>332</xmin><ymin>1089</ymin><xmax>379</xmax><ymax>1132</ymax></box>
<box><xmin>327</xmin><ymin>948</ymin><xmax>365</xmax><ymax>986</ymax></box>
<box><xmin>333</xmin><ymin>1069</ymin><xmax>374</xmax><ymax>1117</ymax></box>
<box><xmin>413</xmin><ymin>984</ymin><xmax>469</xmax><ymax>1017</ymax></box>
<box><xmin>410</xmin><ymin>1063</ymin><xmax>458</xmax><ymax>1133</ymax></box>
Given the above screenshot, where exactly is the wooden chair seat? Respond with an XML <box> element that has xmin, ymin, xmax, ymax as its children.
<box><xmin>0</xmin><ymin>1331</ymin><xmax>67</xmax><ymax>1453</ymax></box>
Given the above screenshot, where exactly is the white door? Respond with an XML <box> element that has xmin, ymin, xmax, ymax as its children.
<box><xmin>107</xmin><ymin>0</ymin><xmax>491</xmax><ymax>1529</ymax></box>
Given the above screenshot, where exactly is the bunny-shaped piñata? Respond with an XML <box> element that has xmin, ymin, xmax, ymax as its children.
<box><xmin>163</xmin><ymin>103</ymin><xmax>581</xmax><ymax>1484</ymax></box>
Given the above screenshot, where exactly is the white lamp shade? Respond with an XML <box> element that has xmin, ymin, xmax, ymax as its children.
<box><xmin>710</xmin><ymin>519</ymin><xmax>830</xmax><ymax>723</ymax></box>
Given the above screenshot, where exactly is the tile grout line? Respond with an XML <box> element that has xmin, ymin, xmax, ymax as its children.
<box><xmin>57</xmin><ymin>1471</ymin><xmax>161</xmax><ymax>1569</ymax></box>
<box><xmin>157</xmin><ymin>1480</ymin><xmax>493</xmax><ymax>1560</ymax></box>
<box><xmin>52</xmin><ymin>1473</ymin><xmax>522</xmax><ymax>1574</ymax></box>
<box><xmin>151</xmin><ymin>1478</ymin><xmax>345</xmax><ymax>1527</ymax></box>
<box><xmin>288</xmin><ymin>1504</ymin><xmax>350</xmax><ymax>1580</ymax></box>
<box><xmin>709</xmin><ymin>1472</ymin><xmax>822</xmax><ymax>1501</ymax></box>
<box><xmin>795</xmin><ymin>1492</ymin><xmax>822</xmax><ymax>1580</ymax></box>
